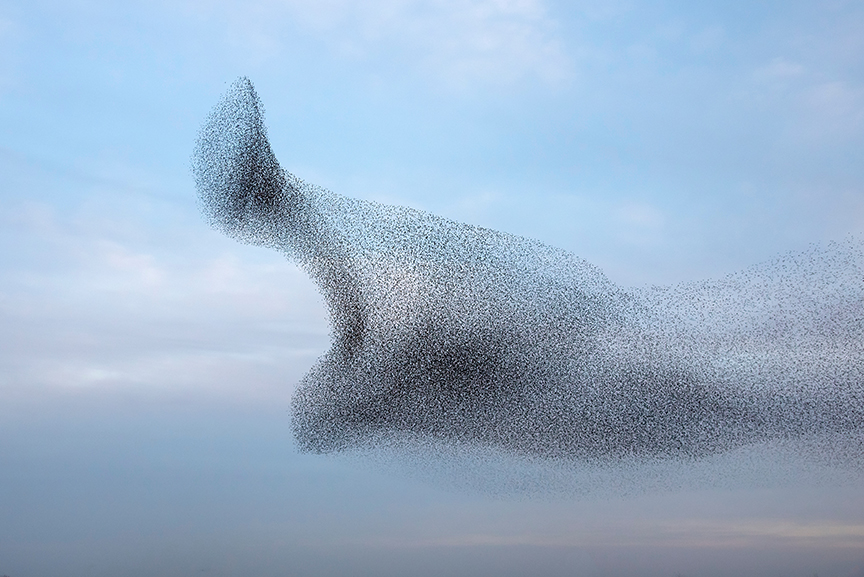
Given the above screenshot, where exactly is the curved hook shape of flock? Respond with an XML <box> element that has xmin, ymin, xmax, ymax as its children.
<box><xmin>192</xmin><ymin>78</ymin><xmax>864</xmax><ymax>460</ymax></box>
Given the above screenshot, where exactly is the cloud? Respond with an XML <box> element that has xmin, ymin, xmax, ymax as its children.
<box><xmin>343</xmin><ymin>520</ymin><xmax>864</xmax><ymax>549</ymax></box>
<box><xmin>0</xmin><ymin>153</ymin><xmax>328</xmax><ymax>399</ymax></box>
<box><xmin>753</xmin><ymin>57</ymin><xmax>805</xmax><ymax>82</ymax></box>
<box><xmin>196</xmin><ymin>0</ymin><xmax>570</xmax><ymax>89</ymax></box>
<box><xmin>0</xmin><ymin>242</ymin><xmax>327</xmax><ymax>400</ymax></box>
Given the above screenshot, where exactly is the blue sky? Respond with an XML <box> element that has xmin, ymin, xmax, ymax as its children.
<box><xmin>1</xmin><ymin>1</ymin><xmax>863</xmax><ymax>576</ymax></box>
<box><xmin>3</xmin><ymin>0</ymin><xmax>863</xmax><ymax>283</ymax></box>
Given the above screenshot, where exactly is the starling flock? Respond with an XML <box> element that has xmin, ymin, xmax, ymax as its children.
<box><xmin>192</xmin><ymin>78</ymin><xmax>863</xmax><ymax>464</ymax></box>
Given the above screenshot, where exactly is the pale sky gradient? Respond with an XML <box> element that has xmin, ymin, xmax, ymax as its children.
<box><xmin>1</xmin><ymin>1</ymin><xmax>863</xmax><ymax>576</ymax></box>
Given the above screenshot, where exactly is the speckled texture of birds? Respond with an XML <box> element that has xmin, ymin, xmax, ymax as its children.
<box><xmin>192</xmin><ymin>78</ymin><xmax>864</xmax><ymax>463</ymax></box>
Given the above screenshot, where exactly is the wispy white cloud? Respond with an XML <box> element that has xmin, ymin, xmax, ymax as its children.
<box><xmin>336</xmin><ymin>520</ymin><xmax>864</xmax><ymax>549</ymax></box>
<box><xmin>753</xmin><ymin>56</ymin><xmax>805</xmax><ymax>83</ymax></box>
<box><xmin>193</xmin><ymin>0</ymin><xmax>570</xmax><ymax>89</ymax></box>
<box><xmin>0</xmin><ymin>155</ymin><xmax>328</xmax><ymax>398</ymax></box>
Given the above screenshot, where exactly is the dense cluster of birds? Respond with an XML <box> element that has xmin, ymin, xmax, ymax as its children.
<box><xmin>192</xmin><ymin>78</ymin><xmax>863</xmax><ymax>462</ymax></box>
